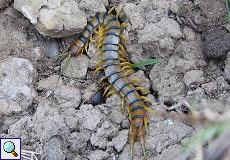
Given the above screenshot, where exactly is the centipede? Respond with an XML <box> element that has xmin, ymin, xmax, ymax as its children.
<box><xmin>61</xmin><ymin>6</ymin><xmax>154</xmax><ymax>159</ymax></box>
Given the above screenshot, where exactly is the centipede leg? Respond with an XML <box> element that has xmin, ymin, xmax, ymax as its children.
<box><xmin>108</xmin><ymin>6</ymin><xmax>117</xmax><ymax>14</ymax></box>
<box><xmin>129</xmin><ymin>78</ymin><xmax>144</xmax><ymax>83</ymax></box>
<box><xmin>140</xmin><ymin>96</ymin><xmax>152</xmax><ymax>103</ymax></box>
<box><xmin>121</xmin><ymin>97</ymin><xmax>125</xmax><ymax>112</ymax></box>
<box><xmin>125</xmin><ymin>69</ymin><xmax>135</xmax><ymax>77</ymax></box>
<box><xmin>94</xmin><ymin>66</ymin><xmax>104</xmax><ymax>74</ymax></box>
<box><xmin>120</xmin><ymin>34</ymin><xmax>128</xmax><ymax>44</ymax></box>
<box><xmin>95</xmin><ymin>59</ymin><xmax>103</xmax><ymax>68</ymax></box>
<box><xmin>129</xmin><ymin>126</ymin><xmax>137</xmax><ymax>160</ymax></box>
<box><xmin>138</xmin><ymin>125</ymin><xmax>147</xmax><ymax>157</ymax></box>
<box><xmin>116</xmin><ymin>6</ymin><xmax>124</xmax><ymax>17</ymax></box>
<box><xmin>136</xmin><ymin>87</ymin><xmax>150</xmax><ymax>93</ymax></box>
<box><xmin>103</xmin><ymin>84</ymin><xmax>113</xmax><ymax>96</ymax></box>
<box><xmin>105</xmin><ymin>90</ymin><xmax>117</xmax><ymax>97</ymax></box>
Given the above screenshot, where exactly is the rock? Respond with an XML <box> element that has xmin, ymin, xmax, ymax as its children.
<box><xmin>62</xmin><ymin>108</ymin><xmax>79</xmax><ymax>130</ymax></box>
<box><xmin>83</xmin><ymin>83</ymin><xmax>99</xmax><ymax>103</ymax></box>
<box><xmin>8</xmin><ymin>116</ymin><xmax>33</xmax><ymax>141</ymax></box>
<box><xmin>201</xmin><ymin>81</ymin><xmax>218</xmax><ymax>96</ymax></box>
<box><xmin>54</xmin><ymin>85</ymin><xmax>81</xmax><ymax>109</ymax></box>
<box><xmin>112</xmin><ymin>130</ymin><xmax>129</xmax><ymax>152</ymax></box>
<box><xmin>42</xmin><ymin>137</ymin><xmax>66</xmax><ymax>160</ymax></box>
<box><xmin>183</xmin><ymin>70</ymin><xmax>205</xmax><ymax>87</ymax></box>
<box><xmin>122</xmin><ymin>3</ymin><xmax>145</xmax><ymax>30</ymax></box>
<box><xmin>150</xmin><ymin>63</ymin><xmax>186</xmax><ymax>102</ymax></box>
<box><xmin>90</xmin><ymin>134</ymin><xmax>108</xmax><ymax>149</ymax></box>
<box><xmin>138</xmin><ymin>17</ymin><xmax>182</xmax><ymax>44</ymax></box>
<box><xmin>37</xmin><ymin>75</ymin><xmax>63</xmax><ymax>91</ymax></box>
<box><xmin>87</xmin><ymin>43</ymin><xmax>101</xmax><ymax>70</ymax></box>
<box><xmin>79</xmin><ymin>0</ymin><xmax>107</xmax><ymax>17</ymax></box>
<box><xmin>159</xmin><ymin>38</ymin><xmax>174</xmax><ymax>50</ymax></box>
<box><xmin>224</xmin><ymin>52</ymin><xmax>230</xmax><ymax>81</ymax></box>
<box><xmin>154</xmin><ymin>144</ymin><xmax>183</xmax><ymax>160</ymax></box>
<box><xmin>32</xmin><ymin>101</ymin><xmax>70</xmax><ymax>141</ymax></box>
<box><xmin>202</xmin><ymin>27</ymin><xmax>230</xmax><ymax>58</ymax></box>
<box><xmin>0</xmin><ymin>0</ymin><xmax>10</xmax><ymax>9</ymax></box>
<box><xmin>105</xmin><ymin>94</ymin><xmax>122</xmax><ymax>109</ymax></box>
<box><xmin>77</xmin><ymin>104</ymin><xmax>105</xmax><ymax>130</ymax></box>
<box><xmin>0</xmin><ymin>57</ymin><xmax>36</xmax><ymax>114</ymax></box>
<box><xmin>88</xmin><ymin>150</ymin><xmax>110</xmax><ymax>160</ymax></box>
<box><xmin>110</xmin><ymin>110</ymin><xmax>126</xmax><ymax>125</ymax></box>
<box><xmin>14</xmin><ymin>0</ymin><xmax>87</xmax><ymax>37</ymax></box>
<box><xmin>61</xmin><ymin>54</ymin><xmax>89</xmax><ymax>79</ymax></box>
<box><xmin>147</xmin><ymin>120</ymin><xmax>193</xmax><ymax>154</ymax></box>
<box><xmin>67</xmin><ymin>131</ymin><xmax>91</xmax><ymax>152</ymax></box>
<box><xmin>186</xmin><ymin>87</ymin><xmax>206</xmax><ymax>101</ymax></box>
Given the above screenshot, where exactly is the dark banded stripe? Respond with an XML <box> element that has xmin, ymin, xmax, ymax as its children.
<box><xmin>111</xmin><ymin>75</ymin><xmax>123</xmax><ymax>85</ymax></box>
<box><xmin>124</xmin><ymin>88</ymin><xmax>135</xmax><ymax>97</ymax></box>
<box><xmin>102</xmin><ymin>12</ymin><xmax>108</xmax><ymax>23</ymax></box>
<box><xmin>130</xmin><ymin>97</ymin><xmax>141</xmax><ymax>105</ymax></box>
<box><xmin>105</xmin><ymin>17</ymin><xmax>118</xmax><ymax>26</ymax></box>
<box><xmin>105</xmin><ymin>32</ymin><xmax>119</xmax><ymax>36</ymax></box>
<box><xmin>79</xmin><ymin>35</ymin><xmax>88</xmax><ymax>44</ymax></box>
<box><xmin>119</xmin><ymin>82</ymin><xmax>130</xmax><ymax>92</ymax></box>
<box><xmin>132</xmin><ymin>114</ymin><xmax>144</xmax><ymax>120</ymax></box>
<box><xmin>105</xmin><ymin>26</ymin><xmax>121</xmax><ymax>30</ymax></box>
<box><xmin>88</xmin><ymin>21</ymin><xmax>95</xmax><ymax>29</ymax></box>
<box><xmin>130</xmin><ymin>106</ymin><xmax>144</xmax><ymax>113</ymax></box>
<box><xmin>103</xmin><ymin>62</ymin><xmax>119</xmax><ymax>68</ymax></box>
<box><xmin>107</xmin><ymin>70</ymin><xmax>120</xmax><ymax>78</ymax></box>
<box><xmin>85</xmin><ymin>27</ymin><xmax>92</xmax><ymax>34</ymax></box>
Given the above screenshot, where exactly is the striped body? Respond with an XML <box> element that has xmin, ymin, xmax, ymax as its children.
<box><xmin>67</xmin><ymin>11</ymin><xmax>148</xmax><ymax>158</ymax></box>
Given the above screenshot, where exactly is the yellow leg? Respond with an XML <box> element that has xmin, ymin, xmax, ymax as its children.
<box><xmin>124</xmin><ymin>69</ymin><xmax>135</xmax><ymax>77</ymax></box>
<box><xmin>118</xmin><ymin>44</ymin><xmax>125</xmax><ymax>54</ymax></box>
<box><xmin>144</xmin><ymin>106</ymin><xmax>154</xmax><ymax>115</ymax></box>
<box><xmin>84</xmin><ymin>42</ymin><xmax>89</xmax><ymax>52</ymax></box>
<box><xmin>121</xmin><ymin>65</ymin><xmax>133</xmax><ymax>71</ymax></box>
<box><xmin>140</xmin><ymin>96</ymin><xmax>152</xmax><ymax>103</ymax></box>
<box><xmin>129</xmin><ymin>78</ymin><xmax>144</xmax><ymax>83</ymax></box>
<box><xmin>95</xmin><ymin>50</ymin><xmax>103</xmax><ymax>57</ymax></box>
<box><xmin>106</xmin><ymin>90</ymin><xmax>117</xmax><ymax>98</ymax></box>
<box><xmin>103</xmin><ymin>84</ymin><xmax>113</xmax><ymax>96</ymax></box>
<box><xmin>118</xmin><ymin>50</ymin><xmax>126</xmax><ymax>58</ymax></box>
<box><xmin>90</xmin><ymin>34</ymin><xmax>97</xmax><ymax>42</ymax></box>
<box><xmin>119</xmin><ymin>57</ymin><xmax>127</xmax><ymax>62</ymax></box>
<box><xmin>120</xmin><ymin>34</ymin><xmax>127</xmax><ymax>44</ymax></box>
<box><xmin>143</xmin><ymin>115</ymin><xmax>149</xmax><ymax>134</ymax></box>
<box><xmin>108</xmin><ymin>6</ymin><xmax>117</xmax><ymax>14</ymax></box>
<box><xmin>95</xmin><ymin>59</ymin><xmax>103</xmax><ymax>68</ymax></box>
<box><xmin>99</xmin><ymin>76</ymin><xmax>108</xmax><ymax>83</ymax></box>
<box><xmin>120</xmin><ymin>62</ymin><xmax>132</xmax><ymax>66</ymax></box>
<box><xmin>121</xmin><ymin>22</ymin><xmax>128</xmax><ymax>28</ymax></box>
<box><xmin>127</xmin><ymin>106</ymin><xmax>131</xmax><ymax>121</ymax></box>
<box><xmin>94</xmin><ymin>66</ymin><xmax>104</xmax><ymax>74</ymax></box>
<box><xmin>97</xmin><ymin>42</ymin><xmax>103</xmax><ymax>49</ymax></box>
<box><xmin>121</xmin><ymin>98</ymin><xmax>125</xmax><ymax>113</ymax></box>
<box><xmin>136</xmin><ymin>87</ymin><xmax>150</xmax><ymax>93</ymax></box>
<box><xmin>116</xmin><ymin>6</ymin><xmax>124</xmax><ymax>17</ymax></box>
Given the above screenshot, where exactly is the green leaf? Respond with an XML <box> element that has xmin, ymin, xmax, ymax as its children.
<box><xmin>132</xmin><ymin>59</ymin><xmax>161</xmax><ymax>68</ymax></box>
<box><xmin>226</xmin><ymin>0</ymin><xmax>230</xmax><ymax>24</ymax></box>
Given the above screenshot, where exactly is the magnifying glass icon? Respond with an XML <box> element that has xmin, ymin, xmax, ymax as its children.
<box><xmin>3</xmin><ymin>141</ymin><xmax>18</xmax><ymax>157</ymax></box>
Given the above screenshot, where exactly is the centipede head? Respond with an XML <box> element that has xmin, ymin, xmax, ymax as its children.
<box><xmin>92</xmin><ymin>88</ymin><xmax>106</xmax><ymax>105</ymax></box>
